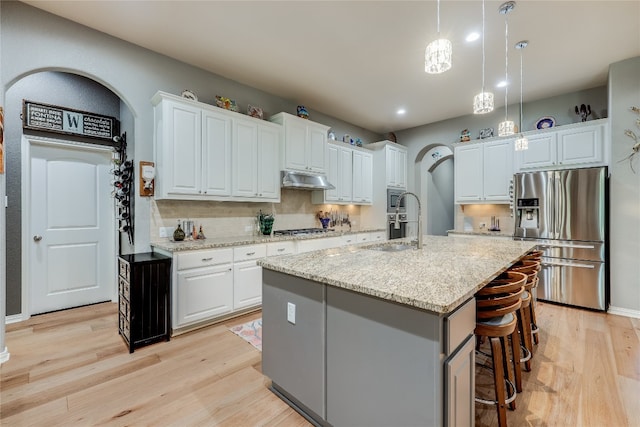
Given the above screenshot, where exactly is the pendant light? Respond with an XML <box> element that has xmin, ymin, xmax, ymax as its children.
<box><xmin>497</xmin><ymin>2</ymin><xmax>515</xmax><ymax>136</ymax></box>
<box><xmin>473</xmin><ymin>0</ymin><xmax>494</xmax><ymax>114</ymax></box>
<box><xmin>425</xmin><ymin>0</ymin><xmax>452</xmax><ymax>74</ymax></box>
<box><xmin>514</xmin><ymin>40</ymin><xmax>529</xmax><ymax>151</ymax></box>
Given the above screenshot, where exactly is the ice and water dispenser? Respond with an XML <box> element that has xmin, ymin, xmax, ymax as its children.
<box><xmin>516</xmin><ymin>198</ymin><xmax>539</xmax><ymax>230</ymax></box>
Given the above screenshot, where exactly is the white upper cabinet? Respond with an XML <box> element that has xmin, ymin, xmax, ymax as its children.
<box><xmin>312</xmin><ymin>143</ymin><xmax>372</xmax><ymax>205</ymax></box>
<box><xmin>153</xmin><ymin>91</ymin><xmax>280</xmax><ymax>202</ymax></box>
<box><xmin>232</xmin><ymin>118</ymin><xmax>281</xmax><ymax>201</ymax></box>
<box><xmin>515</xmin><ymin>119</ymin><xmax>607</xmax><ymax>171</ymax></box>
<box><xmin>385</xmin><ymin>144</ymin><xmax>407</xmax><ymax>189</ymax></box>
<box><xmin>454</xmin><ymin>139</ymin><xmax>513</xmax><ymax>204</ymax></box>
<box><xmin>352</xmin><ymin>150</ymin><xmax>373</xmax><ymax>204</ymax></box>
<box><xmin>454</xmin><ymin>143</ymin><xmax>484</xmax><ymax>202</ymax></box>
<box><xmin>270</xmin><ymin>112</ymin><xmax>330</xmax><ymax>173</ymax></box>
<box><xmin>202</xmin><ymin>110</ymin><xmax>232</xmax><ymax>196</ymax></box>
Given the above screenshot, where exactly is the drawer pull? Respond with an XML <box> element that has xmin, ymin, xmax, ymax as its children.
<box><xmin>246</xmin><ymin>252</ymin><xmax>256</xmax><ymax>256</ymax></box>
<box><xmin>201</xmin><ymin>257</ymin><xmax>213</xmax><ymax>262</ymax></box>
<box><xmin>277</xmin><ymin>248</ymin><xmax>285</xmax><ymax>252</ymax></box>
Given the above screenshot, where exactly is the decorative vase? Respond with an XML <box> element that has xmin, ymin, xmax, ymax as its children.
<box><xmin>296</xmin><ymin>105</ymin><xmax>309</xmax><ymax>119</ymax></box>
<box><xmin>173</xmin><ymin>221</ymin><xmax>185</xmax><ymax>241</ymax></box>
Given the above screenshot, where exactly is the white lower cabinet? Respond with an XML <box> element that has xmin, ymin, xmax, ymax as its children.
<box><xmin>232</xmin><ymin>244</ymin><xmax>267</xmax><ymax>310</ymax></box>
<box><xmin>233</xmin><ymin>260</ymin><xmax>263</xmax><ymax>310</ymax></box>
<box><xmin>176</xmin><ymin>261</ymin><xmax>234</xmax><ymax>327</ymax></box>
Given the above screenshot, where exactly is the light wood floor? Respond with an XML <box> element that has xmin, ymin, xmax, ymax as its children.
<box><xmin>1</xmin><ymin>301</ymin><xmax>639</xmax><ymax>426</ymax></box>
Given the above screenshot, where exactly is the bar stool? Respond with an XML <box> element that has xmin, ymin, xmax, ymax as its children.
<box><xmin>475</xmin><ymin>271</ymin><xmax>527</xmax><ymax>427</ymax></box>
<box><xmin>511</xmin><ymin>259</ymin><xmax>542</xmax><ymax>346</ymax></box>
<box><xmin>520</xmin><ymin>251</ymin><xmax>543</xmax><ymax>344</ymax></box>
<box><xmin>509</xmin><ymin>263</ymin><xmax>539</xmax><ymax>373</ymax></box>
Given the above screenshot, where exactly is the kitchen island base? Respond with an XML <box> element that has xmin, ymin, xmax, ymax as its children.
<box><xmin>262</xmin><ymin>269</ymin><xmax>476</xmax><ymax>427</ymax></box>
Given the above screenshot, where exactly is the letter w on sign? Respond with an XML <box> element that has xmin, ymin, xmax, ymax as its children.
<box><xmin>63</xmin><ymin>111</ymin><xmax>83</xmax><ymax>134</ymax></box>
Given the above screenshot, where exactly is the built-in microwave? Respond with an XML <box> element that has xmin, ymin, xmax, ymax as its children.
<box><xmin>387</xmin><ymin>189</ymin><xmax>406</xmax><ymax>213</ymax></box>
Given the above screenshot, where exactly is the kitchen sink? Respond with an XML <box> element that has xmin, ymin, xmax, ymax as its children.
<box><xmin>368</xmin><ymin>243</ymin><xmax>415</xmax><ymax>252</ymax></box>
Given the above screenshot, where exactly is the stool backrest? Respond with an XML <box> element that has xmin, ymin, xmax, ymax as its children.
<box><xmin>476</xmin><ymin>271</ymin><xmax>527</xmax><ymax>319</ymax></box>
<box><xmin>522</xmin><ymin>250</ymin><xmax>543</xmax><ymax>261</ymax></box>
<box><xmin>510</xmin><ymin>259</ymin><xmax>541</xmax><ymax>274</ymax></box>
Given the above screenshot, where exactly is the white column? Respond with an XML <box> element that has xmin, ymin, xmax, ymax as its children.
<box><xmin>0</xmin><ymin>1</ymin><xmax>10</xmax><ymax>364</ymax></box>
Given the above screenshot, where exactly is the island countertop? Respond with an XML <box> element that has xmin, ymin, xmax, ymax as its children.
<box><xmin>258</xmin><ymin>235</ymin><xmax>536</xmax><ymax>314</ymax></box>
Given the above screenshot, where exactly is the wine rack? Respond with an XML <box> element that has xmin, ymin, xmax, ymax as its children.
<box><xmin>111</xmin><ymin>132</ymin><xmax>134</xmax><ymax>245</ymax></box>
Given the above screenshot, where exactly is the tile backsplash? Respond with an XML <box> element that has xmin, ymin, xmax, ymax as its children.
<box><xmin>150</xmin><ymin>189</ymin><xmax>361</xmax><ymax>241</ymax></box>
<box><xmin>454</xmin><ymin>204</ymin><xmax>514</xmax><ymax>233</ymax></box>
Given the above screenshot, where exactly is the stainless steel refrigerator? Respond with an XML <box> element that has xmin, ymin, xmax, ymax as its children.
<box><xmin>513</xmin><ymin>166</ymin><xmax>608</xmax><ymax>311</ymax></box>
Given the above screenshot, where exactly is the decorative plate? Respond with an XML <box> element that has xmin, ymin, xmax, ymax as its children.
<box><xmin>535</xmin><ymin>116</ymin><xmax>556</xmax><ymax>129</ymax></box>
<box><xmin>181</xmin><ymin>90</ymin><xmax>198</xmax><ymax>101</ymax></box>
<box><xmin>247</xmin><ymin>104</ymin><xmax>263</xmax><ymax>120</ymax></box>
<box><xmin>479</xmin><ymin>127</ymin><xmax>494</xmax><ymax>139</ymax></box>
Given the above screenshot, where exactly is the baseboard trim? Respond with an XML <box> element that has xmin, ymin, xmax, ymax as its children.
<box><xmin>0</xmin><ymin>346</ymin><xmax>10</xmax><ymax>364</ymax></box>
<box><xmin>6</xmin><ymin>313</ymin><xmax>28</xmax><ymax>324</ymax></box>
<box><xmin>608</xmin><ymin>306</ymin><xmax>640</xmax><ymax>319</ymax></box>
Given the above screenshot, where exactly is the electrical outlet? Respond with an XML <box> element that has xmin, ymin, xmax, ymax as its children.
<box><xmin>159</xmin><ymin>227</ymin><xmax>170</xmax><ymax>238</ymax></box>
<box><xmin>287</xmin><ymin>302</ymin><xmax>296</xmax><ymax>324</ymax></box>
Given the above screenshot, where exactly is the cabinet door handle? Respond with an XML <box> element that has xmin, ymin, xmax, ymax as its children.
<box><xmin>277</xmin><ymin>248</ymin><xmax>285</xmax><ymax>252</ymax></box>
<box><xmin>246</xmin><ymin>252</ymin><xmax>255</xmax><ymax>256</ymax></box>
<box><xmin>201</xmin><ymin>257</ymin><xmax>213</xmax><ymax>262</ymax></box>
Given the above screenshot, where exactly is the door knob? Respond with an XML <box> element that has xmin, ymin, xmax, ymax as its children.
<box><xmin>33</xmin><ymin>235</ymin><xmax>43</xmax><ymax>242</ymax></box>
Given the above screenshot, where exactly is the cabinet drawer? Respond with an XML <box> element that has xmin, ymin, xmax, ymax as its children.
<box><xmin>266</xmin><ymin>241</ymin><xmax>296</xmax><ymax>257</ymax></box>
<box><xmin>341</xmin><ymin>235</ymin><xmax>358</xmax><ymax>245</ymax></box>
<box><xmin>118</xmin><ymin>276</ymin><xmax>130</xmax><ymax>300</ymax></box>
<box><xmin>233</xmin><ymin>244</ymin><xmax>267</xmax><ymax>262</ymax></box>
<box><xmin>177</xmin><ymin>248</ymin><xmax>233</xmax><ymax>270</ymax></box>
<box><xmin>444</xmin><ymin>298</ymin><xmax>475</xmax><ymax>356</ymax></box>
<box><xmin>118</xmin><ymin>258</ymin><xmax>130</xmax><ymax>281</ymax></box>
<box><xmin>369</xmin><ymin>231</ymin><xmax>386</xmax><ymax>242</ymax></box>
<box><xmin>356</xmin><ymin>233</ymin><xmax>370</xmax><ymax>243</ymax></box>
<box><xmin>119</xmin><ymin>297</ymin><xmax>129</xmax><ymax>319</ymax></box>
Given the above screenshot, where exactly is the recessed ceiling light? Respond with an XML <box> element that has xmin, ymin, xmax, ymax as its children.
<box><xmin>466</xmin><ymin>32</ymin><xmax>480</xmax><ymax>42</ymax></box>
<box><xmin>397</xmin><ymin>109</ymin><xmax>406</xmax><ymax>115</ymax></box>
<box><xmin>496</xmin><ymin>80</ymin><xmax>509</xmax><ymax>88</ymax></box>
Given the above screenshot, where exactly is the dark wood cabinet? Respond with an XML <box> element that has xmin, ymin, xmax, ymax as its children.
<box><xmin>118</xmin><ymin>252</ymin><xmax>172</xmax><ymax>353</ymax></box>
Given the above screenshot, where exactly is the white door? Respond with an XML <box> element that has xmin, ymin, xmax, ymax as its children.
<box><xmin>27</xmin><ymin>138</ymin><xmax>115</xmax><ymax>315</ymax></box>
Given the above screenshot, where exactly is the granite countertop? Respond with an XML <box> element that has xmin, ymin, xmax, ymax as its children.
<box><xmin>258</xmin><ymin>235</ymin><xmax>536</xmax><ymax>314</ymax></box>
<box><xmin>150</xmin><ymin>228</ymin><xmax>386</xmax><ymax>252</ymax></box>
<box><xmin>447</xmin><ymin>230</ymin><xmax>513</xmax><ymax>238</ymax></box>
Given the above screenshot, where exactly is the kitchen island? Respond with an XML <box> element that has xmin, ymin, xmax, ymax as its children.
<box><xmin>258</xmin><ymin>235</ymin><xmax>535</xmax><ymax>427</ymax></box>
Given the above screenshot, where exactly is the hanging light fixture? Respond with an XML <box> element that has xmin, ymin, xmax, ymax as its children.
<box><xmin>425</xmin><ymin>0</ymin><xmax>452</xmax><ymax>74</ymax></box>
<box><xmin>497</xmin><ymin>2</ymin><xmax>515</xmax><ymax>136</ymax></box>
<box><xmin>514</xmin><ymin>40</ymin><xmax>529</xmax><ymax>151</ymax></box>
<box><xmin>473</xmin><ymin>0</ymin><xmax>494</xmax><ymax>114</ymax></box>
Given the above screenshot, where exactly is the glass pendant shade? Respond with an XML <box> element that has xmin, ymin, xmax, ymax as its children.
<box><xmin>498</xmin><ymin>120</ymin><xmax>515</xmax><ymax>136</ymax></box>
<box><xmin>425</xmin><ymin>38</ymin><xmax>452</xmax><ymax>74</ymax></box>
<box><xmin>473</xmin><ymin>91</ymin><xmax>494</xmax><ymax>114</ymax></box>
<box><xmin>514</xmin><ymin>135</ymin><xmax>528</xmax><ymax>151</ymax></box>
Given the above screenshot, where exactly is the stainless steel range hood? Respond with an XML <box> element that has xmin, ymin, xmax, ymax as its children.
<box><xmin>281</xmin><ymin>170</ymin><xmax>335</xmax><ymax>190</ymax></box>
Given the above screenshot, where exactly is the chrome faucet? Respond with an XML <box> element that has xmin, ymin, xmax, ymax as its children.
<box><xmin>395</xmin><ymin>191</ymin><xmax>423</xmax><ymax>249</ymax></box>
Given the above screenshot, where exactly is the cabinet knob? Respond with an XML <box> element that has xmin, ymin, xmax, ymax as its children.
<box><xmin>33</xmin><ymin>235</ymin><xmax>43</xmax><ymax>242</ymax></box>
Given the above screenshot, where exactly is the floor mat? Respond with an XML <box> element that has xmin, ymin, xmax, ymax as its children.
<box><xmin>228</xmin><ymin>318</ymin><xmax>262</xmax><ymax>351</ymax></box>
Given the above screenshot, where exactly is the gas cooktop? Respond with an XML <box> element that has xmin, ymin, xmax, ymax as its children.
<box><xmin>273</xmin><ymin>228</ymin><xmax>335</xmax><ymax>236</ymax></box>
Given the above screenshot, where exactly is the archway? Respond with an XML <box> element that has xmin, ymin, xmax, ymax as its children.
<box><xmin>413</xmin><ymin>144</ymin><xmax>454</xmax><ymax>236</ymax></box>
<box><xmin>4</xmin><ymin>70</ymin><xmax>134</xmax><ymax>321</ymax></box>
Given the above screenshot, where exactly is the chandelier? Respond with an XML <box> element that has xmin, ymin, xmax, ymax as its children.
<box><xmin>514</xmin><ymin>40</ymin><xmax>529</xmax><ymax>151</ymax></box>
<box><xmin>473</xmin><ymin>0</ymin><xmax>494</xmax><ymax>114</ymax></box>
<box><xmin>425</xmin><ymin>0</ymin><xmax>452</xmax><ymax>74</ymax></box>
<box><xmin>498</xmin><ymin>2</ymin><xmax>515</xmax><ymax>136</ymax></box>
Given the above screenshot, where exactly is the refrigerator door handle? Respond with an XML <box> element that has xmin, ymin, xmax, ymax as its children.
<box><xmin>538</xmin><ymin>243</ymin><xmax>596</xmax><ymax>250</ymax></box>
<box><xmin>541</xmin><ymin>260</ymin><xmax>595</xmax><ymax>269</ymax></box>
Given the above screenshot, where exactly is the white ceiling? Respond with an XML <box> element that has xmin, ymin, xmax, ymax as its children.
<box><xmin>21</xmin><ymin>1</ymin><xmax>640</xmax><ymax>134</ymax></box>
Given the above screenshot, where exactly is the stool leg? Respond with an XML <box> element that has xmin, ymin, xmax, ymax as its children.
<box><xmin>510</xmin><ymin>327</ymin><xmax>523</xmax><ymax>394</ymax></box>
<box><xmin>530</xmin><ymin>301</ymin><xmax>540</xmax><ymax>345</ymax></box>
<box><xmin>490</xmin><ymin>337</ymin><xmax>509</xmax><ymax>427</ymax></box>
<box><xmin>521</xmin><ymin>305</ymin><xmax>534</xmax><ymax>371</ymax></box>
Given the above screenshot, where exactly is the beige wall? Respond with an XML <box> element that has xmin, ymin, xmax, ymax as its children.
<box><xmin>150</xmin><ymin>189</ymin><xmax>362</xmax><ymax>241</ymax></box>
<box><xmin>453</xmin><ymin>204</ymin><xmax>513</xmax><ymax>234</ymax></box>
